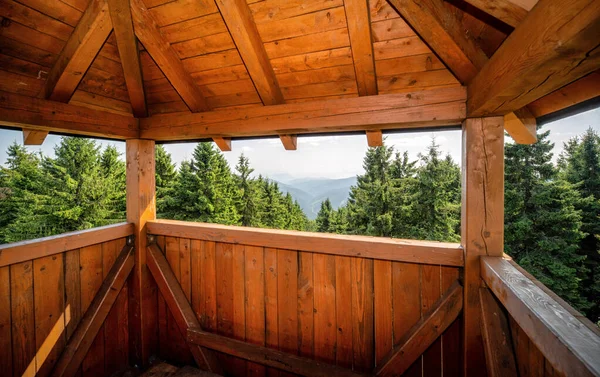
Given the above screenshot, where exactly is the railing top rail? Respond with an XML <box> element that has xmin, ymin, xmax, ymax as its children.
<box><xmin>0</xmin><ymin>222</ymin><xmax>134</xmax><ymax>267</ymax></box>
<box><xmin>147</xmin><ymin>219</ymin><xmax>464</xmax><ymax>267</ymax></box>
<box><xmin>481</xmin><ymin>256</ymin><xmax>600</xmax><ymax>377</ymax></box>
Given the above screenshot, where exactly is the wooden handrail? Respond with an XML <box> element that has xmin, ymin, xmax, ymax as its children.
<box><xmin>481</xmin><ymin>256</ymin><xmax>600</xmax><ymax>377</ymax></box>
<box><xmin>147</xmin><ymin>219</ymin><xmax>464</xmax><ymax>266</ymax></box>
<box><xmin>0</xmin><ymin>223</ymin><xmax>134</xmax><ymax>267</ymax></box>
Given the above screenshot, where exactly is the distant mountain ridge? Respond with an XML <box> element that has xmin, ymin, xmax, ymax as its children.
<box><xmin>267</xmin><ymin>175</ymin><xmax>357</xmax><ymax>220</ymax></box>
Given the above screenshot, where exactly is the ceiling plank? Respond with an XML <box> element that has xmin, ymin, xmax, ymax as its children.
<box><xmin>22</xmin><ymin>129</ymin><xmax>49</xmax><ymax>145</ymax></box>
<box><xmin>463</xmin><ymin>0</ymin><xmax>529</xmax><ymax>27</ymax></box>
<box><xmin>130</xmin><ymin>0</ymin><xmax>209</xmax><ymax>112</ymax></box>
<box><xmin>215</xmin><ymin>0</ymin><xmax>284</xmax><ymax>105</ymax></box>
<box><xmin>344</xmin><ymin>0</ymin><xmax>377</xmax><ymax>96</ymax></box>
<box><xmin>0</xmin><ymin>90</ymin><xmax>139</xmax><ymax>139</ymax></box>
<box><xmin>366</xmin><ymin>130</ymin><xmax>383</xmax><ymax>147</ymax></box>
<box><xmin>213</xmin><ymin>137</ymin><xmax>232</xmax><ymax>152</ymax></box>
<box><xmin>140</xmin><ymin>87</ymin><xmax>466</xmax><ymax>141</ymax></box>
<box><xmin>107</xmin><ymin>0</ymin><xmax>147</xmax><ymax>117</ymax></box>
<box><xmin>387</xmin><ymin>0</ymin><xmax>488</xmax><ymax>84</ymax></box>
<box><xmin>467</xmin><ymin>0</ymin><xmax>600</xmax><ymax>117</ymax></box>
<box><xmin>279</xmin><ymin>135</ymin><xmax>297</xmax><ymax>150</ymax></box>
<box><xmin>44</xmin><ymin>0</ymin><xmax>113</xmax><ymax>102</ymax></box>
<box><xmin>504</xmin><ymin>107</ymin><xmax>536</xmax><ymax>144</ymax></box>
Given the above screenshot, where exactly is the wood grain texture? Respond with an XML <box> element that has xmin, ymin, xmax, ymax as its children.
<box><xmin>279</xmin><ymin>135</ymin><xmax>297</xmax><ymax>151</ymax></box>
<box><xmin>213</xmin><ymin>137</ymin><xmax>232</xmax><ymax>152</ymax></box>
<box><xmin>464</xmin><ymin>0</ymin><xmax>529</xmax><ymax>27</ymax></box>
<box><xmin>0</xmin><ymin>266</ymin><xmax>12</xmax><ymax>377</ymax></box>
<box><xmin>481</xmin><ymin>256</ymin><xmax>600</xmax><ymax>377</ymax></box>
<box><xmin>44</xmin><ymin>0</ymin><xmax>113</xmax><ymax>102</ymax></box>
<box><xmin>467</xmin><ymin>0</ymin><xmax>600</xmax><ymax>116</ymax></box>
<box><xmin>10</xmin><ymin>261</ymin><xmax>35</xmax><ymax>377</ymax></box>
<box><xmin>22</xmin><ymin>129</ymin><xmax>49</xmax><ymax>145</ymax></box>
<box><xmin>146</xmin><ymin>219</ymin><xmax>464</xmax><ymax>266</ymax></box>
<box><xmin>366</xmin><ymin>130</ymin><xmax>383</xmax><ymax>147</ymax></box>
<box><xmin>504</xmin><ymin>107</ymin><xmax>537</xmax><ymax>144</ymax></box>
<box><xmin>461</xmin><ymin>117</ymin><xmax>505</xmax><ymax>377</ymax></box>
<box><xmin>344</xmin><ymin>0</ymin><xmax>377</xmax><ymax>96</ymax></box>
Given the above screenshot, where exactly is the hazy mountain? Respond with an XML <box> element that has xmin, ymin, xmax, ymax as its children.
<box><xmin>270</xmin><ymin>176</ymin><xmax>357</xmax><ymax>219</ymax></box>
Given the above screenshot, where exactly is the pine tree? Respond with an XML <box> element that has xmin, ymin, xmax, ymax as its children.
<box><xmin>100</xmin><ymin>145</ymin><xmax>126</xmax><ymax>223</ymax></box>
<box><xmin>390</xmin><ymin>151</ymin><xmax>418</xmax><ymax>238</ymax></box>
<box><xmin>155</xmin><ymin>145</ymin><xmax>177</xmax><ymax>217</ymax></box>
<box><xmin>235</xmin><ymin>154</ymin><xmax>260</xmax><ymax>227</ymax></box>
<box><xmin>505</xmin><ymin>128</ymin><xmax>590</xmax><ymax>312</ymax></box>
<box><xmin>260</xmin><ymin>179</ymin><xmax>286</xmax><ymax>229</ymax></box>
<box><xmin>316</xmin><ymin>198</ymin><xmax>333</xmax><ymax>232</ymax></box>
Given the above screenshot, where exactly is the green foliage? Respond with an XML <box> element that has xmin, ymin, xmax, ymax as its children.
<box><xmin>156</xmin><ymin>145</ymin><xmax>177</xmax><ymax>217</ymax></box>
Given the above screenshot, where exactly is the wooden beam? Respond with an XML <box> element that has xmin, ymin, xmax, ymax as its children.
<box><xmin>0</xmin><ymin>91</ymin><xmax>139</xmax><ymax>139</ymax></box>
<box><xmin>107</xmin><ymin>0</ymin><xmax>147</xmax><ymax>117</ymax></box>
<box><xmin>215</xmin><ymin>0</ymin><xmax>283</xmax><ymax>105</ymax></box>
<box><xmin>479</xmin><ymin>287</ymin><xmax>518</xmax><ymax>377</ymax></box>
<box><xmin>50</xmin><ymin>243</ymin><xmax>134</xmax><ymax>377</ymax></box>
<box><xmin>187</xmin><ymin>328</ymin><xmax>366</xmax><ymax>377</ymax></box>
<box><xmin>147</xmin><ymin>219</ymin><xmax>464</xmax><ymax>266</ymax></box>
<box><xmin>467</xmin><ymin>0</ymin><xmax>600</xmax><ymax>116</ymax></box>
<box><xmin>376</xmin><ymin>281</ymin><xmax>463</xmax><ymax>376</ymax></box>
<box><xmin>140</xmin><ymin>87</ymin><xmax>466</xmax><ymax>140</ymax></box>
<box><xmin>44</xmin><ymin>0</ymin><xmax>113</xmax><ymax>102</ymax></box>
<box><xmin>146</xmin><ymin>243</ymin><xmax>222</xmax><ymax>372</ymax></box>
<box><xmin>504</xmin><ymin>107</ymin><xmax>537</xmax><ymax>144</ymax></box>
<box><xmin>528</xmin><ymin>70</ymin><xmax>600</xmax><ymax>118</ymax></box>
<box><xmin>481</xmin><ymin>257</ymin><xmax>600</xmax><ymax>377</ymax></box>
<box><xmin>387</xmin><ymin>0</ymin><xmax>488</xmax><ymax>84</ymax></box>
<box><xmin>344</xmin><ymin>0</ymin><xmax>377</xmax><ymax>96</ymax></box>
<box><xmin>126</xmin><ymin>139</ymin><xmax>157</xmax><ymax>367</ymax></box>
<box><xmin>461</xmin><ymin>117</ymin><xmax>504</xmax><ymax>376</ymax></box>
<box><xmin>130</xmin><ymin>0</ymin><xmax>208</xmax><ymax>112</ymax></box>
<box><xmin>22</xmin><ymin>129</ymin><xmax>48</xmax><ymax>145</ymax></box>
<box><xmin>463</xmin><ymin>0</ymin><xmax>529</xmax><ymax>27</ymax></box>
<box><xmin>213</xmin><ymin>137</ymin><xmax>231</xmax><ymax>152</ymax></box>
<box><xmin>0</xmin><ymin>223</ymin><xmax>133</xmax><ymax>268</ymax></box>
<box><xmin>279</xmin><ymin>135</ymin><xmax>297</xmax><ymax>150</ymax></box>
<box><xmin>366</xmin><ymin>130</ymin><xmax>383</xmax><ymax>147</ymax></box>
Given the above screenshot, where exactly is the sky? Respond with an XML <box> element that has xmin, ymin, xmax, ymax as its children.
<box><xmin>0</xmin><ymin>107</ymin><xmax>599</xmax><ymax>180</ymax></box>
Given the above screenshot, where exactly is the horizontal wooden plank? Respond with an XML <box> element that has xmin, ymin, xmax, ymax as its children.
<box><xmin>146</xmin><ymin>220</ymin><xmax>464</xmax><ymax>266</ymax></box>
<box><xmin>140</xmin><ymin>86</ymin><xmax>466</xmax><ymax>140</ymax></box>
<box><xmin>0</xmin><ymin>91</ymin><xmax>139</xmax><ymax>139</ymax></box>
<box><xmin>481</xmin><ymin>256</ymin><xmax>600</xmax><ymax>377</ymax></box>
<box><xmin>187</xmin><ymin>327</ymin><xmax>367</xmax><ymax>377</ymax></box>
<box><xmin>0</xmin><ymin>223</ymin><xmax>134</xmax><ymax>267</ymax></box>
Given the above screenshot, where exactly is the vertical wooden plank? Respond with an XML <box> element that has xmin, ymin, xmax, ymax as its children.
<box><xmin>351</xmin><ymin>258</ymin><xmax>374</xmax><ymax>372</ymax></box>
<box><xmin>156</xmin><ymin>235</ymin><xmax>168</xmax><ymax>361</ymax></box>
<box><xmin>80</xmin><ymin>244</ymin><xmax>104</xmax><ymax>377</ymax></box>
<box><xmin>64</xmin><ymin>249</ymin><xmax>81</xmax><ymax>342</ymax></box>
<box><xmin>422</xmin><ymin>265</ymin><xmax>442</xmax><ymax>377</ymax></box>
<box><xmin>442</xmin><ymin>267</ymin><xmax>461</xmax><ymax>377</ymax></box>
<box><xmin>298</xmin><ymin>252</ymin><xmax>314</xmax><ymax>359</ymax></box>
<box><xmin>335</xmin><ymin>256</ymin><xmax>352</xmax><ymax>369</ymax></box>
<box><xmin>392</xmin><ymin>262</ymin><xmax>421</xmax><ymax>377</ymax></box>
<box><xmin>201</xmin><ymin>241</ymin><xmax>218</xmax><ymax>333</ymax></box>
<box><xmin>245</xmin><ymin>246</ymin><xmax>266</xmax><ymax>377</ymax></box>
<box><xmin>216</xmin><ymin>242</ymin><xmax>235</xmax><ymax>374</ymax></box>
<box><xmin>11</xmin><ymin>261</ymin><xmax>35</xmax><ymax>377</ymax></box>
<box><xmin>0</xmin><ymin>266</ymin><xmax>12</xmax><ymax>377</ymax></box>
<box><xmin>264</xmin><ymin>248</ymin><xmax>279</xmax><ymax>377</ymax></box>
<box><xmin>313</xmin><ymin>254</ymin><xmax>337</xmax><ymax>364</ymax></box>
<box><xmin>374</xmin><ymin>260</ymin><xmax>393</xmax><ymax>366</ymax></box>
<box><xmin>232</xmin><ymin>244</ymin><xmax>247</xmax><ymax>376</ymax></box>
<box><xmin>529</xmin><ymin>339</ymin><xmax>545</xmax><ymax>377</ymax></box>
<box><xmin>180</xmin><ymin>238</ymin><xmax>192</xmax><ymax>300</ymax></box>
<box><xmin>33</xmin><ymin>254</ymin><xmax>65</xmax><ymax>377</ymax></box>
<box><xmin>190</xmin><ymin>238</ymin><xmax>202</xmax><ymax>322</ymax></box>
<box><xmin>462</xmin><ymin>117</ymin><xmax>504</xmax><ymax>377</ymax></box>
<box><xmin>277</xmin><ymin>248</ymin><xmax>298</xmax><ymax>377</ymax></box>
<box><xmin>126</xmin><ymin>138</ymin><xmax>158</xmax><ymax>368</ymax></box>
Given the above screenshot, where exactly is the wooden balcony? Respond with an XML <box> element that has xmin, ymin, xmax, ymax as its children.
<box><xmin>1</xmin><ymin>220</ymin><xmax>598</xmax><ymax>377</ymax></box>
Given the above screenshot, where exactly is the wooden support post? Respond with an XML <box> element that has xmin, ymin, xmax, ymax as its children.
<box><xmin>22</xmin><ymin>129</ymin><xmax>49</xmax><ymax>145</ymax></box>
<box><xmin>126</xmin><ymin>139</ymin><xmax>158</xmax><ymax>368</ymax></box>
<box><xmin>461</xmin><ymin>117</ymin><xmax>504</xmax><ymax>376</ymax></box>
<box><xmin>279</xmin><ymin>135</ymin><xmax>297</xmax><ymax>150</ymax></box>
<box><xmin>504</xmin><ymin>107</ymin><xmax>537</xmax><ymax>144</ymax></box>
<box><xmin>366</xmin><ymin>130</ymin><xmax>383</xmax><ymax>147</ymax></box>
<box><xmin>213</xmin><ymin>137</ymin><xmax>232</xmax><ymax>152</ymax></box>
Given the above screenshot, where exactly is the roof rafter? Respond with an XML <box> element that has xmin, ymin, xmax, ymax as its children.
<box><xmin>130</xmin><ymin>0</ymin><xmax>209</xmax><ymax>112</ymax></box>
<box><xmin>279</xmin><ymin>135</ymin><xmax>297</xmax><ymax>150</ymax></box>
<box><xmin>44</xmin><ymin>0</ymin><xmax>113</xmax><ymax>102</ymax></box>
<box><xmin>463</xmin><ymin>0</ymin><xmax>529</xmax><ymax>27</ymax></box>
<box><xmin>107</xmin><ymin>0</ymin><xmax>147</xmax><ymax>117</ymax></box>
<box><xmin>344</xmin><ymin>0</ymin><xmax>377</xmax><ymax>96</ymax></box>
<box><xmin>215</xmin><ymin>0</ymin><xmax>284</xmax><ymax>106</ymax></box>
<box><xmin>22</xmin><ymin>129</ymin><xmax>49</xmax><ymax>145</ymax></box>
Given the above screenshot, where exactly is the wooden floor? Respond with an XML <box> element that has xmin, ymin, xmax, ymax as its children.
<box><xmin>124</xmin><ymin>362</ymin><xmax>222</xmax><ymax>377</ymax></box>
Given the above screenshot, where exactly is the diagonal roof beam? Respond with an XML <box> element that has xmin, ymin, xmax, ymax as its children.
<box><xmin>463</xmin><ymin>0</ymin><xmax>530</xmax><ymax>28</ymax></box>
<box><xmin>344</xmin><ymin>0</ymin><xmax>378</xmax><ymax>96</ymax></box>
<box><xmin>130</xmin><ymin>0</ymin><xmax>209</xmax><ymax>112</ymax></box>
<box><xmin>44</xmin><ymin>0</ymin><xmax>113</xmax><ymax>102</ymax></box>
<box><xmin>107</xmin><ymin>0</ymin><xmax>147</xmax><ymax>117</ymax></box>
<box><xmin>215</xmin><ymin>0</ymin><xmax>284</xmax><ymax>106</ymax></box>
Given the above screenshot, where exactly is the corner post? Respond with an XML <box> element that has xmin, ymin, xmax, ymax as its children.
<box><xmin>461</xmin><ymin>117</ymin><xmax>504</xmax><ymax>376</ymax></box>
<box><xmin>126</xmin><ymin>139</ymin><xmax>158</xmax><ymax>368</ymax></box>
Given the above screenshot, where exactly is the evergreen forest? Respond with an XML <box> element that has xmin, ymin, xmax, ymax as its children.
<box><xmin>0</xmin><ymin>127</ymin><xmax>598</xmax><ymax>324</ymax></box>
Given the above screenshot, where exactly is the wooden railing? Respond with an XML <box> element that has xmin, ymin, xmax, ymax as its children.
<box><xmin>480</xmin><ymin>256</ymin><xmax>600</xmax><ymax>377</ymax></box>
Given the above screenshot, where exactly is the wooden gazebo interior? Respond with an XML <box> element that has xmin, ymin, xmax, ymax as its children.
<box><xmin>1</xmin><ymin>0</ymin><xmax>600</xmax><ymax>376</ymax></box>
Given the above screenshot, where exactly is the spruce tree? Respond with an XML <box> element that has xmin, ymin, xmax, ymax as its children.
<box><xmin>235</xmin><ymin>154</ymin><xmax>260</xmax><ymax>227</ymax></box>
<box><xmin>316</xmin><ymin>198</ymin><xmax>333</xmax><ymax>232</ymax></box>
<box><xmin>260</xmin><ymin>179</ymin><xmax>286</xmax><ymax>229</ymax></box>
<box><xmin>155</xmin><ymin>145</ymin><xmax>177</xmax><ymax>217</ymax></box>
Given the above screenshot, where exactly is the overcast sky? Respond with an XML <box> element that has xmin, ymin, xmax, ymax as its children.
<box><xmin>1</xmin><ymin>107</ymin><xmax>598</xmax><ymax>180</ymax></box>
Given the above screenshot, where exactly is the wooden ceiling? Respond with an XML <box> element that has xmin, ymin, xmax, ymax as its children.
<box><xmin>0</xmin><ymin>0</ymin><xmax>598</xmax><ymax>146</ymax></box>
